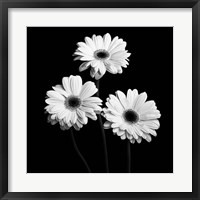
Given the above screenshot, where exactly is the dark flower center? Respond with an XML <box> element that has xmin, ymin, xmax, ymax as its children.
<box><xmin>65</xmin><ymin>96</ymin><xmax>81</xmax><ymax>110</ymax></box>
<box><xmin>123</xmin><ymin>109</ymin><xmax>139</xmax><ymax>124</ymax></box>
<box><xmin>94</xmin><ymin>49</ymin><xmax>110</xmax><ymax>60</ymax></box>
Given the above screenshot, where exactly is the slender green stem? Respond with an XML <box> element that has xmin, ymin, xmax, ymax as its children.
<box><xmin>127</xmin><ymin>140</ymin><xmax>131</xmax><ymax>173</ymax></box>
<box><xmin>96</xmin><ymin>79</ymin><xmax>109</xmax><ymax>173</ymax></box>
<box><xmin>70</xmin><ymin>128</ymin><xmax>91</xmax><ymax>173</ymax></box>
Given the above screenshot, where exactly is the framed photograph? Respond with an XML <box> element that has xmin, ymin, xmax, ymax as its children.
<box><xmin>0</xmin><ymin>0</ymin><xmax>199</xmax><ymax>199</ymax></box>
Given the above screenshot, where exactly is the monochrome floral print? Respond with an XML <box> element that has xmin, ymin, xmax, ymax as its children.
<box><xmin>73</xmin><ymin>33</ymin><xmax>131</xmax><ymax>80</ymax></box>
<box><xmin>44</xmin><ymin>31</ymin><xmax>163</xmax><ymax>173</ymax></box>
<box><xmin>45</xmin><ymin>75</ymin><xmax>102</xmax><ymax>131</ymax></box>
<box><xmin>102</xmin><ymin>89</ymin><xmax>161</xmax><ymax>143</ymax></box>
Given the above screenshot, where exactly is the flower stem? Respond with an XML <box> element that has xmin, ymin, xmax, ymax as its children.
<box><xmin>96</xmin><ymin>79</ymin><xmax>109</xmax><ymax>173</ymax></box>
<box><xmin>127</xmin><ymin>140</ymin><xmax>131</xmax><ymax>173</ymax></box>
<box><xmin>70</xmin><ymin>128</ymin><xmax>91</xmax><ymax>173</ymax></box>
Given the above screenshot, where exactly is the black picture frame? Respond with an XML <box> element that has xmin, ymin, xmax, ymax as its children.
<box><xmin>0</xmin><ymin>0</ymin><xmax>199</xmax><ymax>199</ymax></box>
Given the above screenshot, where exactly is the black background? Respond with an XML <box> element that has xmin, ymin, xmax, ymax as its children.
<box><xmin>27</xmin><ymin>27</ymin><xmax>173</xmax><ymax>173</ymax></box>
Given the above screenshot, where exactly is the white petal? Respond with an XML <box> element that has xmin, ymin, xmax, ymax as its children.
<box><xmin>126</xmin><ymin>125</ymin><xmax>139</xmax><ymax>140</ymax></box>
<box><xmin>140</xmin><ymin>112</ymin><xmax>161</xmax><ymax>120</ymax></box>
<box><xmin>77</xmin><ymin>108</ymin><xmax>85</xmax><ymax>119</ymax></box>
<box><xmin>77</xmin><ymin>119</ymin><xmax>84</xmax><ymax>128</ymax></box>
<box><xmin>84</xmin><ymin>36</ymin><xmax>96</xmax><ymax>51</ymax></box>
<box><xmin>134</xmin><ymin>92</ymin><xmax>147</xmax><ymax>111</ymax></box>
<box><xmin>127</xmin><ymin>89</ymin><xmax>138</xmax><ymax>109</ymax></box>
<box><xmin>93</xmin><ymin>106</ymin><xmax>102</xmax><ymax>113</ymax></box>
<box><xmin>78</xmin><ymin>115</ymin><xmax>88</xmax><ymax>125</ymax></box>
<box><xmin>69</xmin><ymin>75</ymin><xmax>82</xmax><ymax>96</ymax></box>
<box><xmin>126</xmin><ymin>131</ymin><xmax>133</xmax><ymax>140</ymax></box>
<box><xmin>107</xmin><ymin>95</ymin><xmax>124</xmax><ymax>113</ymax></box>
<box><xmin>45</xmin><ymin>105</ymin><xmax>54</xmax><ymax>113</ymax></box>
<box><xmin>98</xmin><ymin>62</ymin><xmax>106</xmax><ymax>76</ymax></box>
<box><xmin>91</xmin><ymin>60</ymin><xmax>101</xmax><ymax>68</ymax></box>
<box><xmin>104</xmin><ymin>113</ymin><xmax>123</xmax><ymax>124</ymax></box>
<box><xmin>107</xmin><ymin>36</ymin><xmax>120</xmax><ymax>52</ymax></box>
<box><xmin>70</xmin><ymin>112</ymin><xmax>78</xmax><ymax>124</ymax></box>
<box><xmin>85</xmin><ymin>112</ymin><xmax>97</xmax><ymax>120</ymax></box>
<box><xmin>50</xmin><ymin>114</ymin><xmax>57</xmax><ymax>120</ymax></box>
<box><xmin>145</xmin><ymin>127</ymin><xmax>157</xmax><ymax>136</ymax></box>
<box><xmin>119</xmin><ymin>123</ymin><xmax>127</xmax><ymax>130</ymax></box>
<box><xmin>117</xmin><ymin>66</ymin><xmax>123</xmax><ymax>74</ymax></box>
<box><xmin>111</xmin><ymin>122</ymin><xmax>120</xmax><ymax>128</ymax></box>
<box><xmin>79</xmin><ymin>106</ymin><xmax>94</xmax><ymax>113</ymax></box>
<box><xmin>92</xmin><ymin>34</ymin><xmax>97</xmax><ymax>48</ymax></box>
<box><xmin>74</xmin><ymin>55</ymin><xmax>82</xmax><ymax>61</ymax></box>
<box><xmin>92</xmin><ymin>35</ymin><xmax>102</xmax><ymax>49</ymax></box>
<box><xmin>73</xmin><ymin>123</ymin><xmax>80</xmax><ymax>131</ymax></box>
<box><xmin>136</xmin><ymin>124</ymin><xmax>149</xmax><ymax>136</ymax></box>
<box><xmin>144</xmin><ymin>133</ymin><xmax>152</xmax><ymax>142</ymax></box>
<box><xmin>80</xmin><ymin>56</ymin><xmax>94</xmax><ymax>61</ymax></box>
<box><xmin>57</xmin><ymin>110</ymin><xmax>68</xmax><ymax>120</ymax></box>
<box><xmin>52</xmin><ymin>85</ymin><xmax>69</xmax><ymax>98</ymax></box>
<box><xmin>79</xmin><ymin>62</ymin><xmax>91</xmax><ymax>72</ymax></box>
<box><xmin>50</xmin><ymin>119</ymin><xmax>57</xmax><ymax>125</ymax></box>
<box><xmin>59</xmin><ymin>120</ymin><xmax>64</xmax><ymax>126</ymax></box>
<box><xmin>76</xmin><ymin>109</ymin><xmax>87</xmax><ymax>124</ymax></box>
<box><xmin>79</xmin><ymin>81</ymin><xmax>98</xmax><ymax>99</ymax></box>
<box><xmin>104</xmin><ymin>121</ymin><xmax>112</xmax><ymax>129</ymax></box>
<box><xmin>45</xmin><ymin>98</ymin><xmax>64</xmax><ymax>105</ymax></box>
<box><xmin>87</xmin><ymin>111</ymin><xmax>98</xmax><ymax>119</ymax></box>
<box><xmin>74</xmin><ymin>51</ymin><xmax>91</xmax><ymax>57</ymax></box>
<box><xmin>50</xmin><ymin>104</ymin><xmax>65</xmax><ymax>114</ymax></box>
<box><xmin>94</xmin><ymin>72</ymin><xmax>104</xmax><ymax>80</ymax></box>
<box><xmin>47</xmin><ymin>91</ymin><xmax>65</xmax><ymax>101</ymax></box>
<box><xmin>77</xmin><ymin>42</ymin><xmax>93</xmax><ymax>55</ymax></box>
<box><xmin>90</xmin><ymin>67</ymin><xmax>97</xmax><ymax>78</ymax></box>
<box><xmin>111</xmin><ymin>51</ymin><xmax>130</xmax><ymax>59</ymax></box>
<box><xmin>141</xmin><ymin>109</ymin><xmax>160</xmax><ymax>116</ymax></box>
<box><xmin>133</xmin><ymin>125</ymin><xmax>145</xmax><ymax>137</ymax></box>
<box><xmin>103</xmin><ymin>33</ymin><xmax>112</xmax><ymax>50</ymax></box>
<box><xmin>113</xmin><ymin>127</ymin><xmax>119</xmax><ymax>133</ymax></box>
<box><xmin>120</xmin><ymin>134</ymin><xmax>126</xmax><ymax>140</ymax></box>
<box><xmin>130</xmin><ymin>138</ymin><xmax>135</xmax><ymax>144</ymax></box>
<box><xmin>109</xmin><ymin>42</ymin><xmax>127</xmax><ymax>55</ymax></box>
<box><xmin>83</xmin><ymin>97</ymin><xmax>102</xmax><ymax>104</ymax></box>
<box><xmin>62</xmin><ymin>77</ymin><xmax>72</xmax><ymax>95</ymax></box>
<box><xmin>104</xmin><ymin>105</ymin><xmax>121</xmax><ymax>116</ymax></box>
<box><xmin>136</xmin><ymin>137</ymin><xmax>142</xmax><ymax>143</ymax></box>
<box><xmin>116</xmin><ymin>90</ymin><xmax>128</xmax><ymax>109</ymax></box>
<box><xmin>63</xmin><ymin>123</ymin><xmax>70</xmax><ymax>130</ymax></box>
<box><xmin>82</xmin><ymin>102</ymin><xmax>99</xmax><ymax>110</ymax></box>
<box><xmin>104</xmin><ymin>61</ymin><xmax>118</xmax><ymax>74</ymax></box>
<box><xmin>117</xmin><ymin>130</ymin><xmax>125</xmax><ymax>136</ymax></box>
<box><xmin>64</xmin><ymin>111</ymin><xmax>72</xmax><ymax>124</ymax></box>
<box><xmin>139</xmin><ymin>120</ymin><xmax>160</xmax><ymax>130</ymax></box>
<box><xmin>96</xmin><ymin>35</ymin><xmax>103</xmax><ymax>49</ymax></box>
<box><xmin>138</xmin><ymin>100</ymin><xmax>156</xmax><ymax>114</ymax></box>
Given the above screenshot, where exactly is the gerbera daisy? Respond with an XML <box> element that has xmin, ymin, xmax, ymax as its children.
<box><xmin>73</xmin><ymin>33</ymin><xmax>131</xmax><ymax>80</ymax></box>
<box><xmin>102</xmin><ymin>89</ymin><xmax>161</xmax><ymax>143</ymax></box>
<box><xmin>45</xmin><ymin>75</ymin><xmax>102</xmax><ymax>131</ymax></box>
